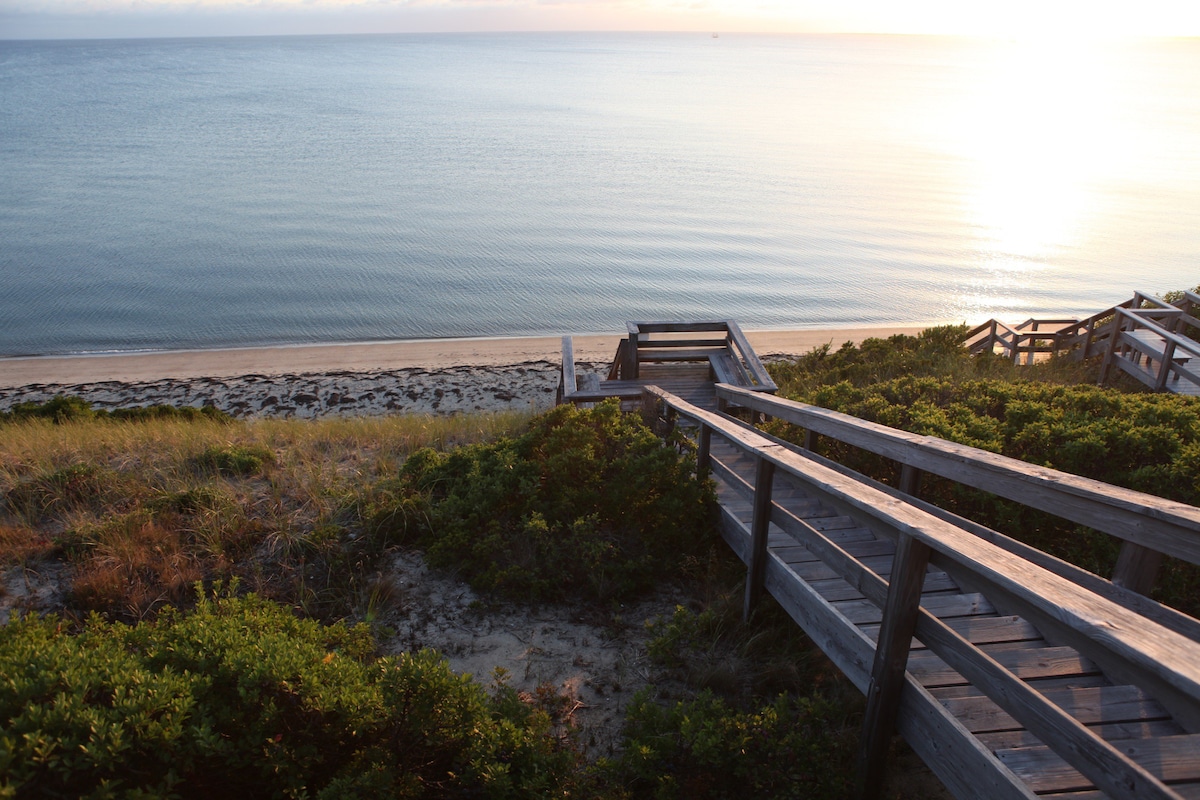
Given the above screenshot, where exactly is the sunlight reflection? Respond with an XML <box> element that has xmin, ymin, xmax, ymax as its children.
<box><xmin>950</xmin><ymin>39</ymin><xmax>1129</xmax><ymax>270</ymax></box>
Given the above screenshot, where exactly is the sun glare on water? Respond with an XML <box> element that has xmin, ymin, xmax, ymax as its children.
<box><xmin>935</xmin><ymin>36</ymin><xmax>1147</xmax><ymax>317</ymax></box>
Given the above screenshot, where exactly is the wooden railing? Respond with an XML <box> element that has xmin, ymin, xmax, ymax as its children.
<box><xmin>964</xmin><ymin>317</ymin><xmax>1082</xmax><ymax>364</ymax></box>
<box><xmin>620</xmin><ymin>320</ymin><xmax>777</xmax><ymax>391</ymax></box>
<box><xmin>965</xmin><ymin>291</ymin><xmax>1200</xmax><ymax>392</ymax></box>
<box><xmin>640</xmin><ymin>384</ymin><xmax>1200</xmax><ymax>800</ymax></box>
<box><xmin>1099</xmin><ymin>299</ymin><xmax>1200</xmax><ymax>392</ymax></box>
<box><xmin>714</xmin><ymin>382</ymin><xmax>1200</xmax><ymax>616</ymax></box>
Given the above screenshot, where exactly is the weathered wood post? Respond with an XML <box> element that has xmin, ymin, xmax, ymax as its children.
<box><xmin>743</xmin><ymin>455</ymin><xmax>776</xmax><ymax>621</ymax></box>
<box><xmin>856</xmin><ymin>532</ymin><xmax>931</xmax><ymax>800</ymax></box>
<box><xmin>697</xmin><ymin>425</ymin><xmax>712</xmax><ymax>480</ymax></box>
<box><xmin>897</xmin><ymin>464</ymin><xmax>922</xmax><ymax>499</ymax></box>
<box><xmin>1156</xmin><ymin>339</ymin><xmax>1178</xmax><ymax>391</ymax></box>
<box><xmin>1112</xmin><ymin>542</ymin><xmax>1164</xmax><ymax>596</ymax></box>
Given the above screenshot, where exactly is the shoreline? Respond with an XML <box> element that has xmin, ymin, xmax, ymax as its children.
<box><xmin>0</xmin><ymin>325</ymin><xmax>926</xmax><ymax>418</ymax></box>
<box><xmin>0</xmin><ymin>325</ymin><xmax>927</xmax><ymax>388</ymax></box>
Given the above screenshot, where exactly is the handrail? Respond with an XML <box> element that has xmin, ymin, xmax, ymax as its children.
<box><xmin>643</xmin><ymin>384</ymin><xmax>1200</xmax><ymax>800</ymax></box>
<box><xmin>714</xmin><ymin>382</ymin><xmax>1200</xmax><ymax>595</ymax></box>
<box><xmin>1118</xmin><ymin>308</ymin><xmax>1200</xmax><ymax>358</ymax></box>
<box><xmin>1101</xmin><ymin>307</ymin><xmax>1200</xmax><ymax>391</ymax></box>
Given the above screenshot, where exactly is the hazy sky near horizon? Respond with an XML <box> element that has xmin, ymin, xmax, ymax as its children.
<box><xmin>3</xmin><ymin>0</ymin><xmax>1200</xmax><ymax>41</ymax></box>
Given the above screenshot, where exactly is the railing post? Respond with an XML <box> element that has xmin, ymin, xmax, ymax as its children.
<box><xmin>897</xmin><ymin>464</ymin><xmax>922</xmax><ymax>498</ymax></box>
<box><xmin>1112</xmin><ymin>541</ymin><xmax>1164</xmax><ymax>596</ymax></box>
<box><xmin>1099</xmin><ymin>312</ymin><xmax>1123</xmax><ymax>386</ymax></box>
<box><xmin>625</xmin><ymin>330</ymin><xmax>639</xmax><ymax>379</ymax></box>
<box><xmin>803</xmin><ymin>429</ymin><xmax>818</xmax><ymax>451</ymax></box>
<box><xmin>743</xmin><ymin>455</ymin><xmax>776</xmax><ymax>621</ymax></box>
<box><xmin>697</xmin><ymin>425</ymin><xmax>712</xmax><ymax>479</ymax></box>
<box><xmin>1156</xmin><ymin>339</ymin><xmax>1178</xmax><ymax>390</ymax></box>
<box><xmin>856</xmin><ymin>532</ymin><xmax>931</xmax><ymax>800</ymax></box>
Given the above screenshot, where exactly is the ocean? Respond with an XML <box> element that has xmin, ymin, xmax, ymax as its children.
<box><xmin>1</xmin><ymin>32</ymin><xmax>1198</xmax><ymax>356</ymax></box>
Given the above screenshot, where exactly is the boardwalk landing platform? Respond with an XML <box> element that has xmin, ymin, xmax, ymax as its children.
<box><xmin>557</xmin><ymin>320</ymin><xmax>777</xmax><ymax>410</ymax></box>
<box><xmin>561</xmin><ymin>325</ymin><xmax>1200</xmax><ymax>799</ymax></box>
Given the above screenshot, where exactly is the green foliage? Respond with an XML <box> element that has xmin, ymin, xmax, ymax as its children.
<box><xmin>194</xmin><ymin>444</ymin><xmax>275</xmax><ymax>476</ymax></box>
<box><xmin>0</xmin><ymin>589</ymin><xmax>578</xmax><ymax>799</ymax></box>
<box><xmin>0</xmin><ymin>396</ymin><xmax>230</xmax><ymax>425</ymax></box>
<box><xmin>644</xmin><ymin>597</ymin><xmax>837</xmax><ymax>700</ymax></box>
<box><xmin>766</xmin><ymin>332</ymin><xmax>1200</xmax><ymax>616</ymax></box>
<box><xmin>1161</xmin><ymin>284</ymin><xmax>1200</xmax><ymax>304</ymax></box>
<box><xmin>368</xmin><ymin>401</ymin><xmax>717</xmax><ymax>602</ymax></box>
<box><xmin>601</xmin><ymin>689</ymin><xmax>856</xmax><ymax>800</ymax></box>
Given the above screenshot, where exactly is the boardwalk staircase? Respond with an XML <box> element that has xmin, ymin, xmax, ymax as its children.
<box><xmin>560</xmin><ymin>320</ymin><xmax>1200</xmax><ymax>799</ymax></box>
<box><xmin>964</xmin><ymin>290</ymin><xmax>1200</xmax><ymax>395</ymax></box>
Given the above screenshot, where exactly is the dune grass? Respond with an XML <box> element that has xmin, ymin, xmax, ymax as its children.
<box><xmin>0</xmin><ymin>410</ymin><xmax>532</xmax><ymax>622</ymax></box>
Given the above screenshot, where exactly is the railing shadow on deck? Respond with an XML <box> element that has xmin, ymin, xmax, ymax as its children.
<box><xmin>639</xmin><ymin>383</ymin><xmax>1200</xmax><ymax>800</ymax></box>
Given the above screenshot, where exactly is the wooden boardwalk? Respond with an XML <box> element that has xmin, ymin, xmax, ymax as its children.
<box><xmin>562</xmin><ymin>322</ymin><xmax>1200</xmax><ymax>799</ymax></box>
<box><xmin>965</xmin><ymin>290</ymin><xmax>1200</xmax><ymax>396</ymax></box>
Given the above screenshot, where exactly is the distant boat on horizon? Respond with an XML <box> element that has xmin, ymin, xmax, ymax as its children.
<box><xmin>712</xmin><ymin>32</ymin><xmax>719</xmax><ymax>38</ymax></box>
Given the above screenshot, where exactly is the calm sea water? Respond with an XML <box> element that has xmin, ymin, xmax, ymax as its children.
<box><xmin>2</xmin><ymin>33</ymin><xmax>1198</xmax><ymax>356</ymax></box>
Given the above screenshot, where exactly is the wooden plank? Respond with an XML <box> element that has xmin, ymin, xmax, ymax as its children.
<box><xmin>859</xmin><ymin>615</ymin><xmax>1042</xmax><ymax>651</ymax></box>
<box><xmin>639</xmin><ymin>348</ymin><xmax>730</xmax><ymax>362</ymax></box>
<box><xmin>637</xmin><ymin>337</ymin><xmax>731</xmax><ymax>348</ymax></box>
<box><xmin>628</xmin><ymin>320</ymin><xmax>732</xmax><ymax>333</ymax></box>
<box><xmin>776</xmin><ymin>537</ymin><xmax>896</xmax><ymax>564</ymax></box>
<box><xmin>809</xmin><ymin>571</ymin><xmax>959</xmax><ymax>604</ymax></box>
<box><xmin>709</xmin><ymin>353</ymin><xmax>740</xmax><ymax>386</ymax></box>
<box><xmin>906</xmin><ymin>645</ymin><xmax>1099</xmax><ymax>688</ymax></box>
<box><xmin>913</xmin><ymin>609</ymin><xmax>1183</xmax><ymax>800</ymax></box>
<box><xmin>931</xmin><ymin>674</ymin><xmax>1112</xmax><ymax>699</ymax></box>
<box><xmin>940</xmin><ymin>685</ymin><xmax>1169</xmax><ymax>734</ymax></box>
<box><xmin>995</xmin><ymin>733</ymin><xmax>1200</xmax><ymax>794</ymax></box>
<box><xmin>978</xmin><ymin>720</ymin><xmax>1182</xmax><ymax>751</ymax></box>
<box><xmin>833</xmin><ymin>592</ymin><xmax>994</xmax><ymax>625</ymax></box>
<box><xmin>1040</xmin><ymin>783</ymin><xmax>1200</xmax><ymax>800</ymax></box>
<box><xmin>896</xmin><ymin>676</ymin><xmax>1040</xmax><ymax>800</ymax></box>
<box><xmin>756</xmin><ymin>526</ymin><xmax>877</xmax><ymax>692</ymax></box>
<box><xmin>787</xmin><ymin>552</ymin><xmax>897</xmax><ymax>583</ymax></box>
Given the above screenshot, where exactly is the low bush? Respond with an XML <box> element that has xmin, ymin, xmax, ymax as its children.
<box><xmin>600</xmin><ymin>689</ymin><xmax>857</xmax><ymax>800</ymax></box>
<box><xmin>0</xmin><ymin>396</ymin><xmax>230</xmax><ymax>425</ymax></box>
<box><xmin>0</xmin><ymin>589</ymin><xmax>580</xmax><ymax>799</ymax></box>
<box><xmin>193</xmin><ymin>444</ymin><xmax>275</xmax><ymax>477</ymax></box>
<box><xmin>366</xmin><ymin>401</ymin><xmax>717</xmax><ymax>603</ymax></box>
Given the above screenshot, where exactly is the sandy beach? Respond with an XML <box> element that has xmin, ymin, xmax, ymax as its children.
<box><xmin>0</xmin><ymin>326</ymin><xmax>924</xmax><ymax>417</ymax></box>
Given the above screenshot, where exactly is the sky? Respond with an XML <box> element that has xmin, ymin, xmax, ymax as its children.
<box><xmin>2</xmin><ymin>0</ymin><xmax>1200</xmax><ymax>41</ymax></box>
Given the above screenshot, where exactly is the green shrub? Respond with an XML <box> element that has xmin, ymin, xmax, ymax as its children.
<box><xmin>0</xmin><ymin>590</ymin><xmax>578</xmax><ymax>798</ymax></box>
<box><xmin>367</xmin><ymin>401</ymin><xmax>717</xmax><ymax>602</ymax></box>
<box><xmin>194</xmin><ymin>444</ymin><xmax>274</xmax><ymax>476</ymax></box>
<box><xmin>1</xmin><ymin>395</ymin><xmax>96</xmax><ymax>424</ymax></box>
<box><xmin>0</xmin><ymin>396</ymin><xmax>231</xmax><ymax>424</ymax></box>
<box><xmin>601</xmin><ymin>689</ymin><xmax>856</xmax><ymax>800</ymax></box>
